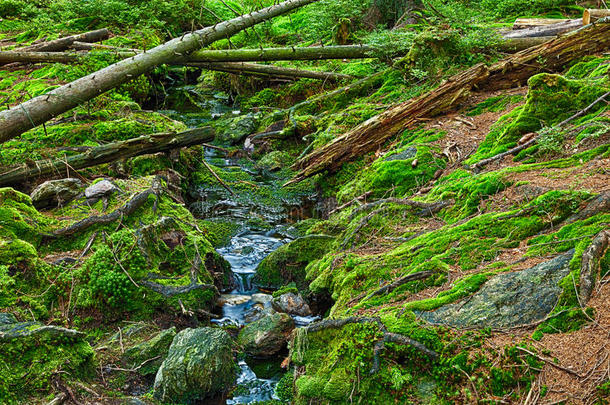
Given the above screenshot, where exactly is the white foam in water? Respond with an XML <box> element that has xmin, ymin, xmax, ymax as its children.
<box><xmin>226</xmin><ymin>361</ymin><xmax>280</xmax><ymax>405</ymax></box>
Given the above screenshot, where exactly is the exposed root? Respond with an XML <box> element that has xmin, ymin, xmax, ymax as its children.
<box><xmin>579</xmin><ymin>230</ymin><xmax>610</xmax><ymax>303</ymax></box>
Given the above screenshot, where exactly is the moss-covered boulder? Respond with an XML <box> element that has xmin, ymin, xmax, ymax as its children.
<box><xmin>419</xmin><ymin>251</ymin><xmax>574</xmax><ymax>328</ymax></box>
<box><xmin>254</xmin><ymin>235</ymin><xmax>335</xmax><ymax>290</ymax></box>
<box><xmin>237</xmin><ymin>312</ymin><xmax>294</xmax><ymax>357</ymax></box>
<box><xmin>0</xmin><ymin>323</ymin><xmax>95</xmax><ymax>402</ymax></box>
<box><xmin>29</xmin><ymin>178</ymin><xmax>83</xmax><ymax>209</ymax></box>
<box><xmin>122</xmin><ymin>327</ymin><xmax>177</xmax><ymax>376</ymax></box>
<box><xmin>153</xmin><ymin>327</ymin><xmax>236</xmax><ymax>403</ymax></box>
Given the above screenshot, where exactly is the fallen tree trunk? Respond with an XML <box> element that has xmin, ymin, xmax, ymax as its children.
<box><xmin>0</xmin><ymin>127</ymin><xmax>214</xmax><ymax>187</ymax></box>
<box><xmin>0</xmin><ymin>0</ymin><xmax>319</xmax><ymax>144</ymax></box>
<box><xmin>15</xmin><ymin>29</ymin><xmax>110</xmax><ymax>52</ymax></box>
<box><xmin>188</xmin><ymin>44</ymin><xmax>377</xmax><ymax>62</ymax></box>
<box><xmin>503</xmin><ymin>18</ymin><xmax>582</xmax><ymax>38</ymax></box>
<box><xmin>70</xmin><ymin>41</ymin><xmax>140</xmax><ymax>53</ymax></box>
<box><xmin>495</xmin><ymin>36</ymin><xmax>555</xmax><ymax>52</ymax></box>
<box><xmin>512</xmin><ymin>18</ymin><xmax>569</xmax><ymax>30</ymax></box>
<box><xmin>583</xmin><ymin>9</ymin><xmax>610</xmax><ymax>25</ymax></box>
<box><xmin>186</xmin><ymin>61</ymin><xmax>353</xmax><ymax>81</ymax></box>
<box><xmin>0</xmin><ymin>50</ymin><xmax>84</xmax><ymax>64</ymax></box>
<box><xmin>289</xmin><ymin>19</ymin><xmax>610</xmax><ymax>182</ymax></box>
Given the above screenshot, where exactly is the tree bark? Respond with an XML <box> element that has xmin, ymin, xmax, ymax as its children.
<box><xmin>0</xmin><ymin>0</ymin><xmax>319</xmax><ymax>144</ymax></box>
<box><xmin>579</xmin><ymin>230</ymin><xmax>610</xmax><ymax>302</ymax></box>
<box><xmin>503</xmin><ymin>18</ymin><xmax>582</xmax><ymax>38</ymax></box>
<box><xmin>495</xmin><ymin>36</ymin><xmax>555</xmax><ymax>52</ymax></box>
<box><xmin>512</xmin><ymin>18</ymin><xmax>569</xmax><ymax>30</ymax></box>
<box><xmin>15</xmin><ymin>29</ymin><xmax>110</xmax><ymax>52</ymax></box>
<box><xmin>186</xmin><ymin>61</ymin><xmax>353</xmax><ymax>81</ymax></box>
<box><xmin>0</xmin><ymin>50</ymin><xmax>83</xmax><ymax>64</ymax></box>
<box><xmin>0</xmin><ymin>127</ymin><xmax>214</xmax><ymax>187</ymax></box>
<box><xmin>289</xmin><ymin>20</ymin><xmax>610</xmax><ymax>182</ymax></box>
<box><xmin>583</xmin><ymin>9</ymin><xmax>610</xmax><ymax>25</ymax></box>
<box><xmin>188</xmin><ymin>44</ymin><xmax>377</xmax><ymax>61</ymax></box>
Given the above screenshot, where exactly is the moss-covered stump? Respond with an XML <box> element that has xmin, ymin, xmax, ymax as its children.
<box><xmin>0</xmin><ymin>322</ymin><xmax>95</xmax><ymax>402</ymax></box>
<box><xmin>153</xmin><ymin>327</ymin><xmax>236</xmax><ymax>403</ymax></box>
<box><xmin>122</xmin><ymin>327</ymin><xmax>177</xmax><ymax>376</ymax></box>
<box><xmin>253</xmin><ymin>235</ymin><xmax>335</xmax><ymax>290</ymax></box>
<box><xmin>419</xmin><ymin>251</ymin><xmax>574</xmax><ymax>328</ymax></box>
<box><xmin>237</xmin><ymin>312</ymin><xmax>295</xmax><ymax>358</ymax></box>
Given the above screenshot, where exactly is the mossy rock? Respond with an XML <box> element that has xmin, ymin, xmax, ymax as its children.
<box><xmin>237</xmin><ymin>312</ymin><xmax>294</xmax><ymax>358</ymax></box>
<box><xmin>122</xmin><ymin>327</ymin><xmax>177</xmax><ymax>376</ymax></box>
<box><xmin>153</xmin><ymin>327</ymin><xmax>236</xmax><ymax>403</ymax></box>
<box><xmin>0</xmin><ymin>323</ymin><xmax>95</xmax><ymax>402</ymax></box>
<box><xmin>253</xmin><ymin>235</ymin><xmax>335</xmax><ymax>290</ymax></box>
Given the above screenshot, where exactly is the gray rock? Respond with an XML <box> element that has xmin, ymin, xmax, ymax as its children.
<box><xmin>237</xmin><ymin>312</ymin><xmax>294</xmax><ymax>357</ymax></box>
<box><xmin>85</xmin><ymin>179</ymin><xmax>119</xmax><ymax>199</ymax></box>
<box><xmin>217</xmin><ymin>113</ymin><xmax>259</xmax><ymax>144</ymax></box>
<box><xmin>0</xmin><ymin>313</ymin><xmax>17</xmax><ymax>325</ymax></box>
<box><xmin>122</xmin><ymin>327</ymin><xmax>176</xmax><ymax>376</ymax></box>
<box><xmin>30</xmin><ymin>178</ymin><xmax>83</xmax><ymax>208</ymax></box>
<box><xmin>384</xmin><ymin>147</ymin><xmax>417</xmax><ymax>162</ymax></box>
<box><xmin>419</xmin><ymin>251</ymin><xmax>574</xmax><ymax>329</ymax></box>
<box><xmin>251</xmin><ymin>293</ymin><xmax>273</xmax><ymax>305</ymax></box>
<box><xmin>153</xmin><ymin>327</ymin><xmax>236</xmax><ymax>403</ymax></box>
<box><xmin>272</xmin><ymin>292</ymin><xmax>312</xmax><ymax>317</ymax></box>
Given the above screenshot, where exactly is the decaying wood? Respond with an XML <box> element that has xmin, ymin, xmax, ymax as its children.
<box><xmin>289</xmin><ymin>20</ymin><xmax>610</xmax><ymax>182</ymax></box>
<box><xmin>583</xmin><ymin>9</ymin><xmax>610</xmax><ymax>25</ymax></box>
<box><xmin>512</xmin><ymin>18</ymin><xmax>569</xmax><ymax>30</ymax></box>
<box><xmin>579</xmin><ymin>230</ymin><xmax>610</xmax><ymax>303</ymax></box>
<box><xmin>0</xmin><ymin>50</ymin><xmax>85</xmax><ymax>65</ymax></box>
<box><xmin>15</xmin><ymin>29</ymin><xmax>110</xmax><ymax>52</ymax></box>
<box><xmin>304</xmin><ymin>316</ymin><xmax>439</xmax><ymax>372</ymax></box>
<box><xmin>186</xmin><ymin>61</ymin><xmax>353</xmax><ymax>81</ymax></box>
<box><xmin>0</xmin><ymin>0</ymin><xmax>319</xmax><ymax>144</ymax></box>
<box><xmin>0</xmin><ymin>127</ymin><xmax>215</xmax><ymax>187</ymax></box>
<box><xmin>503</xmin><ymin>18</ymin><xmax>582</xmax><ymax>39</ymax></box>
<box><xmin>495</xmin><ymin>36</ymin><xmax>555</xmax><ymax>52</ymax></box>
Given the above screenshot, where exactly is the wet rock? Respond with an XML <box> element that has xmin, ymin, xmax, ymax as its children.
<box><xmin>419</xmin><ymin>251</ymin><xmax>574</xmax><ymax>328</ymax></box>
<box><xmin>154</xmin><ymin>327</ymin><xmax>236</xmax><ymax>403</ymax></box>
<box><xmin>254</xmin><ymin>235</ymin><xmax>335</xmax><ymax>290</ymax></box>
<box><xmin>0</xmin><ymin>313</ymin><xmax>17</xmax><ymax>325</ymax></box>
<box><xmin>0</xmin><ymin>322</ymin><xmax>85</xmax><ymax>341</ymax></box>
<box><xmin>237</xmin><ymin>312</ymin><xmax>294</xmax><ymax>357</ymax></box>
<box><xmin>122</xmin><ymin>327</ymin><xmax>176</xmax><ymax>376</ymax></box>
<box><xmin>383</xmin><ymin>146</ymin><xmax>417</xmax><ymax>161</ymax></box>
<box><xmin>272</xmin><ymin>292</ymin><xmax>312</xmax><ymax>317</ymax></box>
<box><xmin>84</xmin><ymin>179</ymin><xmax>119</xmax><ymax>199</ymax></box>
<box><xmin>257</xmin><ymin>151</ymin><xmax>292</xmax><ymax>172</ymax></box>
<box><xmin>219</xmin><ymin>294</ymin><xmax>251</xmax><ymax>306</ymax></box>
<box><xmin>30</xmin><ymin>178</ymin><xmax>83</xmax><ymax>208</ymax></box>
<box><xmin>251</xmin><ymin>293</ymin><xmax>273</xmax><ymax>305</ymax></box>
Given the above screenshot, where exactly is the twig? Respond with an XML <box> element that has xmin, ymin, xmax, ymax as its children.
<box><xmin>202</xmin><ymin>160</ymin><xmax>236</xmax><ymax>196</ymax></box>
<box><xmin>516</xmin><ymin>347</ymin><xmax>583</xmax><ymax>378</ymax></box>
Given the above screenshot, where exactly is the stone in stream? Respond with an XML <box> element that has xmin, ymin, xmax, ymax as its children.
<box><xmin>122</xmin><ymin>327</ymin><xmax>176</xmax><ymax>376</ymax></box>
<box><xmin>219</xmin><ymin>294</ymin><xmax>251</xmax><ymax>306</ymax></box>
<box><xmin>237</xmin><ymin>312</ymin><xmax>295</xmax><ymax>357</ymax></box>
<box><xmin>30</xmin><ymin>178</ymin><xmax>83</xmax><ymax>208</ymax></box>
<box><xmin>251</xmin><ymin>293</ymin><xmax>273</xmax><ymax>305</ymax></box>
<box><xmin>272</xmin><ymin>292</ymin><xmax>312</xmax><ymax>317</ymax></box>
<box><xmin>418</xmin><ymin>251</ymin><xmax>574</xmax><ymax>328</ymax></box>
<box><xmin>153</xmin><ymin>327</ymin><xmax>236</xmax><ymax>403</ymax></box>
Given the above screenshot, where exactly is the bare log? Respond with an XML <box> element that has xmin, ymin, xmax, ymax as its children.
<box><xmin>495</xmin><ymin>36</ymin><xmax>555</xmax><ymax>52</ymax></box>
<box><xmin>579</xmin><ymin>230</ymin><xmax>610</xmax><ymax>302</ymax></box>
<box><xmin>512</xmin><ymin>18</ymin><xmax>569</xmax><ymax>30</ymax></box>
<box><xmin>15</xmin><ymin>29</ymin><xmax>110</xmax><ymax>52</ymax></box>
<box><xmin>188</xmin><ymin>44</ymin><xmax>377</xmax><ymax>62</ymax></box>
<box><xmin>503</xmin><ymin>18</ymin><xmax>582</xmax><ymax>39</ymax></box>
<box><xmin>289</xmin><ymin>20</ymin><xmax>610</xmax><ymax>182</ymax></box>
<box><xmin>0</xmin><ymin>50</ymin><xmax>82</xmax><ymax>64</ymax></box>
<box><xmin>0</xmin><ymin>127</ymin><xmax>215</xmax><ymax>187</ymax></box>
<box><xmin>0</xmin><ymin>0</ymin><xmax>319</xmax><ymax>144</ymax></box>
<box><xmin>186</xmin><ymin>61</ymin><xmax>352</xmax><ymax>81</ymax></box>
<box><xmin>583</xmin><ymin>9</ymin><xmax>610</xmax><ymax>25</ymax></box>
<box><xmin>70</xmin><ymin>41</ymin><xmax>140</xmax><ymax>53</ymax></box>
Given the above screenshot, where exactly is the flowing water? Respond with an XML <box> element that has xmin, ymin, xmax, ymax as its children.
<box><xmin>165</xmin><ymin>84</ymin><xmax>318</xmax><ymax>403</ymax></box>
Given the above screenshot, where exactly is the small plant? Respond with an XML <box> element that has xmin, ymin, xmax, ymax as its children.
<box><xmin>536</xmin><ymin>125</ymin><xmax>565</xmax><ymax>154</ymax></box>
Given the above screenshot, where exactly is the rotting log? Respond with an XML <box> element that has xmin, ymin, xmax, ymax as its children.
<box><xmin>187</xmin><ymin>44</ymin><xmax>377</xmax><ymax>62</ymax></box>
<box><xmin>0</xmin><ymin>50</ymin><xmax>87</xmax><ymax>65</ymax></box>
<box><xmin>503</xmin><ymin>18</ymin><xmax>582</xmax><ymax>38</ymax></box>
<box><xmin>0</xmin><ymin>127</ymin><xmax>215</xmax><ymax>187</ymax></box>
<box><xmin>289</xmin><ymin>19</ymin><xmax>610</xmax><ymax>182</ymax></box>
<box><xmin>15</xmin><ymin>29</ymin><xmax>110</xmax><ymax>52</ymax></box>
<box><xmin>0</xmin><ymin>0</ymin><xmax>320</xmax><ymax>144</ymax></box>
<box><xmin>495</xmin><ymin>36</ymin><xmax>555</xmax><ymax>52</ymax></box>
<box><xmin>185</xmin><ymin>61</ymin><xmax>353</xmax><ymax>81</ymax></box>
<box><xmin>579</xmin><ymin>230</ymin><xmax>610</xmax><ymax>302</ymax></box>
<box><xmin>583</xmin><ymin>9</ymin><xmax>610</xmax><ymax>25</ymax></box>
<box><xmin>512</xmin><ymin>18</ymin><xmax>569</xmax><ymax>30</ymax></box>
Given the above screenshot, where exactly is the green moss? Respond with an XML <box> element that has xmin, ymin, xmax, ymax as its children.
<box><xmin>468</xmin><ymin>73</ymin><xmax>609</xmax><ymax>164</ymax></box>
<box><xmin>466</xmin><ymin>94</ymin><xmax>524</xmax><ymax>116</ymax></box>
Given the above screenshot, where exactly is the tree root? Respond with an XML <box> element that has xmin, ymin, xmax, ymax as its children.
<box><xmin>50</xmin><ymin>178</ymin><xmax>163</xmax><ymax>237</ymax></box>
<box><xmin>304</xmin><ymin>316</ymin><xmax>439</xmax><ymax>374</ymax></box>
<box><xmin>470</xmin><ymin>137</ymin><xmax>537</xmax><ymax>172</ymax></box>
<box><xmin>579</xmin><ymin>229</ymin><xmax>610</xmax><ymax>303</ymax></box>
<box><xmin>565</xmin><ymin>191</ymin><xmax>610</xmax><ymax>226</ymax></box>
